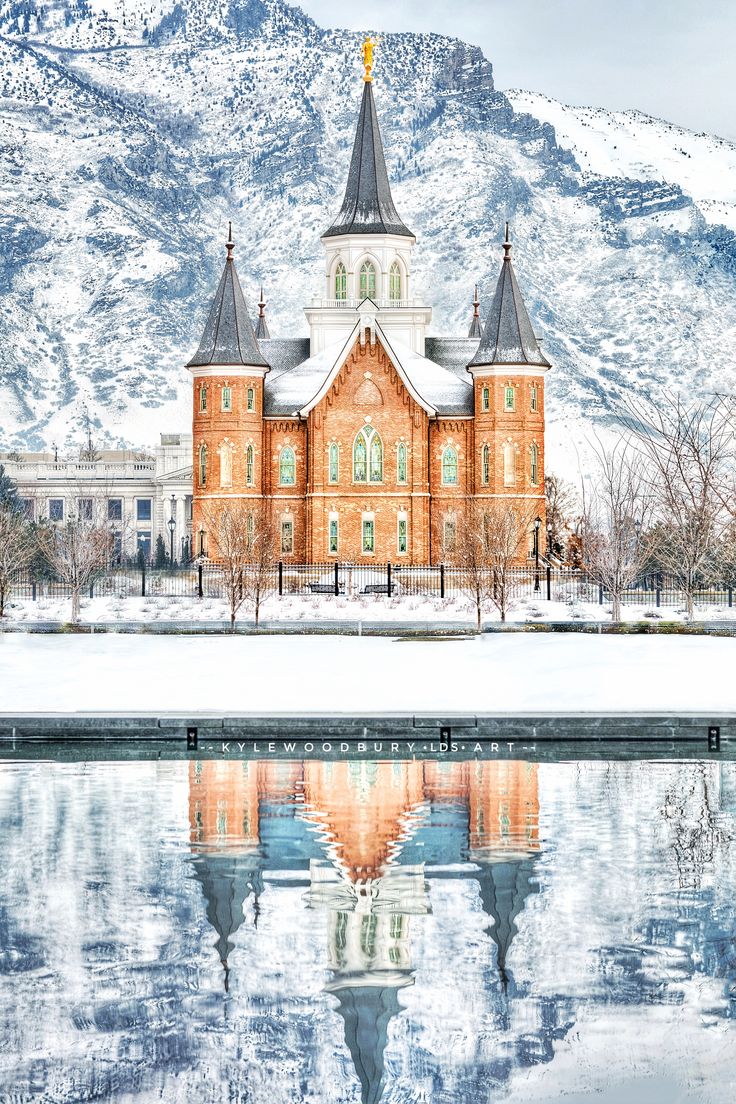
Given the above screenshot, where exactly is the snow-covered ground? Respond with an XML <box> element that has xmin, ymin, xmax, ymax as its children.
<box><xmin>1</xmin><ymin>633</ymin><xmax>734</xmax><ymax>714</ymax></box>
<box><xmin>3</xmin><ymin>592</ymin><xmax>735</xmax><ymax>625</ymax></box>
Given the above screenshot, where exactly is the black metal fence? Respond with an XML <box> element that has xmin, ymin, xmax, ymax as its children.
<box><xmin>7</xmin><ymin>564</ymin><xmax>736</xmax><ymax>609</ymax></box>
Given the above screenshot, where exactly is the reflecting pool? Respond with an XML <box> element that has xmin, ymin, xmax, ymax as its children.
<box><xmin>1</xmin><ymin>758</ymin><xmax>736</xmax><ymax>1102</ymax></box>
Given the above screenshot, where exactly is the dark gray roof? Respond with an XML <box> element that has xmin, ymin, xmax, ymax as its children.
<box><xmin>254</xmin><ymin>288</ymin><xmax>270</xmax><ymax>340</ymax></box>
<box><xmin>468</xmin><ymin>285</ymin><xmax>483</xmax><ymax>338</ymax></box>
<box><xmin>469</xmin><ymin>238</ymin><xmax>550</xmax><ymax>369</ymax></box>
<box><xmin>323</xmin><ymin>81</ymin><xmax>414</xmax><ymax>239</ymax></box>
<box><xmin>187</xmin><ymin>240</ymin><xmax>268</xmax><ymax>369</ymax></box>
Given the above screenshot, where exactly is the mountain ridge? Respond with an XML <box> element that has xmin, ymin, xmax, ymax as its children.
<box><xmin>1</xmin><ymin>0</ymin><xmax>735</xmax><ymax>465</ymax></box>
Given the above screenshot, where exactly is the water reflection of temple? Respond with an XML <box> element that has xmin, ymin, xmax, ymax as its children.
<box><xmin>187</xmin><ymin>759</ymin><xmax>544</xmax><ymax>1101</ymax></box>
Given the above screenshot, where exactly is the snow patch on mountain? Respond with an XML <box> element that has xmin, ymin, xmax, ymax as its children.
<box><xmin>506</xmin><ymin>89</ymin><xmax>736</xmax><ymax>231</ymax></box>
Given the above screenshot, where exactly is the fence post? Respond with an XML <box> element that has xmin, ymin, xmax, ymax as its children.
<box><xmin>546</xmin><ymin>565</ymin><xmax>552</xmax><ymax>601</ymax></box>
<box><xmin>32</xmin><ymin>579</ymin><xmax>37</xmax><ymax>601</ymax></box>
<box><xmin>598</xmin><ymin>583</ymin><xmax>603</xmax><ymax>605</ymax></box>
<box><xmin>387</xmin><ymin>561</ymin><xmax>392</xmax><ymax>598</ymax></box>
<box><xmin>198</xmin><ymin>562</ymin><xmax>203</xmax><ymax>599</ymax></box>
<box><xmin>89</xmin><ymin>582</ymin><xmax>94</xmax><ymax>599</ymax></box>
<box><xmin>729</xmin><ymin>586</ymin><xmax>733</xmax><ymax>609</ymax></box>
<box><xmin>141</xmin><ymin>562</ymin><xmax>146</xmax><ymax>598</ymax></box>
<box><xmin>334</xmin><ymin>560</ymin><xmax>339</xmax><ymax>597</ymax></box>
<box><xmin>656</xmin><ymin>578</ymin><xmax>661</xmax><ymax>608</ymax></box>
<box><xmin>278</xmin><ymin>561</ymin><xmax>283</xmax><ymax>597</ymax></box>
<box><xmin>440</xmin><ymin>563</ymin><xmax>445</xmax><ymax>599</ymax></box>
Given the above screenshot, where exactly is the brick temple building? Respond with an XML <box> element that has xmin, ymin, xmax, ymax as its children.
<box><xmin>188</xmin><ymin>43</ymin><xmax>550</xmax><ymax>563</ymax></box>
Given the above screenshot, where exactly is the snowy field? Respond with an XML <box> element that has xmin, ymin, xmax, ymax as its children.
<box><xmin>1</xmin><ymin>633</ymin><xmax>735</xmax><ymax>715</ymax></box>
<box><xmin>3</xmin><ymin>593</ymin><xmax>735</xmax><ymax>626</ymax></box>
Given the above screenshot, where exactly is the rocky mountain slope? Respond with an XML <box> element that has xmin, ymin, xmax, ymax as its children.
<box><xmin>1</xmin><ymin>0</ymin><xmax>735</xmax><ymax>463</ymax></box>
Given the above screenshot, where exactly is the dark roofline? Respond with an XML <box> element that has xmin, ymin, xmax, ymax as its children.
<box><xmin>323</xmin><ymin>79</ymin><xmax>414</xmax><ymax>240</ymax></box>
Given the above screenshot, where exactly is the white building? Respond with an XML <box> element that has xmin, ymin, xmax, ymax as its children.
<box><xmin>1</xmin><ymin>434</ymin><xmax>193</xmax><ymax>562</ymax></box>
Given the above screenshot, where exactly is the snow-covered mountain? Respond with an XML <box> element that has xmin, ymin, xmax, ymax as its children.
<box><xmin>1</xmin><ymin>0</ymin><xmax>735</xmax><ymax>459</ymax></box>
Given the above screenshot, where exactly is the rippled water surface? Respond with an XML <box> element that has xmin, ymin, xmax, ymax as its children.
<box><xmin>1</xmin><ymin>757</ymin><xmax>736</xmax><ymax>1103</ymax></box>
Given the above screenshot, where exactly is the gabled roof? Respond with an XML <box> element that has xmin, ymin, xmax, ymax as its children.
<box><xmin>469</xmin><ymin>230</ymin><xmax>550</xmax><ymax>369</ymax></box>
<box><xmin>187</xmin><ymin>229</ymin><xmax>268</xmax><ymax>369</ymax></box>
<box><xmin>323</xmin><ymin>80</ymin><xmax>414</xmax><ymax>240</ymax></box>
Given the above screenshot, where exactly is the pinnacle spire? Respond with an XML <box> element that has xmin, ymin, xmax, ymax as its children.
<box><xmin>468</xmin><ymin>284</ymin><xmax>482</xmax><ymax>339</ymax></box>
<box><xmin>186</xmin><ymin>231</ymin><xmax>268</xmax><ymax>369</ymax></box>
<box><xmin>468</xmin><ymin>227</ymin><xmax>550</xmax><ymax>369</ymax></box>
<box><xmin>323</xmin><ymin>66</ymin><xmax>413</xmax><ymax>240</ymax></box>
<box><xmin>255</xmin><ymin>286</ymin><xmax>270</xmax><ymax>340</ymax></box>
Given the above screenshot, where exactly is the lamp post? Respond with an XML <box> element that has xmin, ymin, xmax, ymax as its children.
<box><xmin>547</xmin><ymin>520</ymin><xmax>553</xmax><ymax>558</ymax></box>
<box><xmin>199</xmin><ymin>527</ymin><xmax>206</xmax><ymax>559</ymax></box>
<box><xmin>534</xmin><ymin>516</ymin><xmax>541</xmax><ymax>592</ymax></box>
<box><xmin>168</xmin><ymin>495</ymin><xmax>176</xmax><ymax>569</ymax></box>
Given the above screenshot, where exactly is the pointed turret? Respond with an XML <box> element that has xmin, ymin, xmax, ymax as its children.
<box><xmin>323</xmin><ymin>42</ymin><xmax>413</xmax><ymax>240</ymax></box>
<box><xmin>468</xmin><ymin>284</ymin><xmax>482</xmax><ymax>338</ymax></box>
<box><xmin>187</xmin><ymin>224</ymin><xmax>268</xmax><ymax>369</ymax></box>
<box><xmin>254</xmin><ymin>286</ymin><xmax>270</xmax><ymax>340</ymax></box>
<box><xmin>468</xmin><ymin>225</ymin><xmax>550</xmax><ymax>368</ymax></box>
<box><xmin>191</xmin><ymin>851</ymin><xmax>264</xmax><ymax>992</ymax></box>
<box><xmin>478</xmin><ymin>858</ymin><xmax>540</xmax><ymax>986</ymax></box>
<box><xmin>332</xmin><ymin>984</ymin><xmax>403</xmax><ymax>1104</ymax></box>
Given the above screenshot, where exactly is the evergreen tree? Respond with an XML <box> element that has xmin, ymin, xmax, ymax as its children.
<box><xmin>0</xmin><ymin>463</ymin><xmax>20</xmax><ymax>511</ymax></box>
<box><xmin>154</xmin><ymin>534</ymin><xmax>169</xmax><ymax>568</ymax></box>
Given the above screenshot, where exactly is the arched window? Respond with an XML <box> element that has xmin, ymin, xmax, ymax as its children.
<box><xmin>222</xmin><ymin>386</ymin><xmax>232</xmax><ymax>412</ymax></box>
<box><xmin>389</xmin><ymin>262</ymin><xmax>401</xmax><ymax>301</ymax></box>
<box><xmin>247</xmin><ymin>387</ymin><xmax>255</xmax><ymax>412</ymax></box>
<box><xmin>198</xmin><ymin>444</ymin><xmax>207</xmax><ymax>488</ymax></box>
<box><xmin>503</xmin><ymin>441</ymin><xmax>516</xmax><ymax>486</ymax></box>
<box><xmin>359</xmin><ymin>261</ymin><xmax>376</xmax><ymax>301</ymax></box>
<box><xmin>530</xmin><ymin>442</ymin><xmax>539</xmax><ymax>485</ymax></box>
<box><xmin>353</xmin><ymin>425</ymin><xmax>383</xmax><ymax>483</ymax></box>
<box><xmin>220</xmin><ymin>443</ymin><xmax>233</xmax><ymax>488</ymax></box>
<box><xmin>335</xmin><ymin>262</ymin><xmax>347</xmax><ymax>301</ymax></box>
<box><xmin>328</xmin><ymin>442</ymin><xmax>339</xmax><ymax>483</ymax></box>
<box><xmin>481</xmin><ymin>444</ymin><xmax>490</xmax><ymax>485</ymax></box>
<box><xmin>441</xmin><ymin>446</ymin><xmax>458</xmax><ymax>485</ymax></box>
<box><xmin>279</xmin><ymin>446</ymin><xmax>295</xmax><ymax>486</ymax></box>
<box><xmin>397</xmin><ymin>442</ymin><xmax>407</xmax><ymax>483</ymax></box>
<box><xmin>199</xmin><ymin>385</ymin><xmax>207</xmax><ymax>413</ymax></box>
<box><xmin>245</xmin><ymin>444</ymin><xmax>255</xmax><ymax>486</ymax></box>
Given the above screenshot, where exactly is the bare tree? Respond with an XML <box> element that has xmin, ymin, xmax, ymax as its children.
<box><xmin>623</xmin><ymin>395</ymin><xmax>735</xmax><ymax>618</ymax></box>
<box><xmin>583</xmin><ymin>435</ymin><xmax>653</xmax><ymax>622</ymax></box>
<box><xmin>36</xmin><ymin>504</ymin><xmax>113</xmax><ymax>622</ymax></box>
<box><xmin>202</xmin><ymin>500</ymin><xmax>277</xmax><ymax>627</ymax></box>
<box><xmin>544</xmin><ymin>473</ymin><xmax>578</xmax><ymax>561</ymax></box>
<box><xmin>451</xmin><ymin>500</ymin><xmax>536</xmax><ymax>626</ymax></box>
<box><xmin>0</xmin><ymin>501</ymin><xmax>37</xmax><ymax>618</ymax></box>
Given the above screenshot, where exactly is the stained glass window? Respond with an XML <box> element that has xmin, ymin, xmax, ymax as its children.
<box><xmin>397</xmin><ymin>443</ymin><xmax>407</xmax><ymax>483</ymax></box>
<box><xmin>335</xmin><ymin>262</ymin><xmax>347</xmax><ymax>301</ymax></box>
<box><xmin>398</xmin><ymin>517</ymin><xmax>407</xmax><ymax>554</ymax></box>
<box><xmin>281</xmin><ymin>519</ymin><xmax>293</xmax><ymax>555</ymax></box>
<box><xmin>246</xmin><ymin>444</ymin><xmax>255</xmax><ymax>486</ymax></box>
<box><xmin>359</xmin><ymin>261</ymin><xmax>376</xmax><ymax>300</ymax></box>
<box><xmin>482</xmin><ymin>444</ymin><xmax>490</xmax><ymax>485</ymax></box>
<box><xmin>530</xmin><ymin>442</ymin><xmax>539</xmax><ymax>485</ymax></box>
<box><xmin>362</xmin><ymin>517</ymin><xmax>375</xmax><ymax>554</ymax></box>
<box><xmin>530</xmin><ymin>384</ymin><xmax>538</xmax><ymax>412</ymax></box>
<box><xmin>279</xmin><ymin>446</ymin><xmax>295</xmax><ymax>486</ymax></box>
<box><xmin>198</xmin><ymin>445</ymin><xmax>207</xmax><ymax>488</ymax></box>
<box><xmin>504</xmin><ymin>386</ymin><xmax>515</xmax><ymax>411</ymax></box>
<box><xmin>222</xmin><ymin>386</ymin><xmax>232</xmax><ymax>412</ymax></box>
<box><xmin>199</xmin><ymin>385</ymin><xmax>207</xmax><ymax>412</ymax></box>
<box><xmin>389</xmin><ymin>261</ymin><xmax>401</xmax><ymax>301</ymax></box>
<box><xmin>482</xmin><ymin>386</ymin><xmax>490</xmax><ymax>411</ymax></box>
<box><xmin>329</xmin><ymin>443</ymin><xmax>339</xmax><ymax>483</ymax></box>
<box><xmin>329</xmin><ymin>517</ymin><xmax>339</xmax><ymax>554</ymax></box>
<box><xmin>353</xmin><ymin>426</ymin><xmax>383</xmax><ymax>483</ymax></box>
<box><xmin>441</xmin><ymin>446</ymin><xmax>458</xmax><ymax>485</ymax></box>
<box><xmin>247</xmin><ymin>387</ymin><xmax>255</xmax><ymax>412</ymax></box>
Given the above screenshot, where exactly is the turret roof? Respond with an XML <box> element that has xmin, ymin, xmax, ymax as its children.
<box><xmin>468</xmin><ymin>228</ymin><xmax>550</xmax><ymax>369</ymax></box>
<box><xmin>254</xmin><ymin>286</ymin><xmax>270</xmax><ymax>341</ymax></box>
<box><xmin>323</xmin><ymin>80</ymin><xmax>413</xmax><ymax>240</ymax></box>
<box><xmin>187</xmin><ymin>227</ymin><xmax>268</xmax><ymax>369</ymax></box>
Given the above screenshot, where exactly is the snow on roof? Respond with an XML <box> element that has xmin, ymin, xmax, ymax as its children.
<box><xmin>377</xmin><ymin>327</ymin><xmax>473</xmax><ymax>416</ymax></box>
<box><xmin>264</xmin><ymin>330</ymin><xmax>359</xmax><ymax>417</ymax></box>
